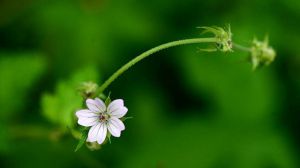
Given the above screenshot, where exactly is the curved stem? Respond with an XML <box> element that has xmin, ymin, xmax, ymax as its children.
<box><xmin>233</xmin><ymin>43</ymin><xmax>251</xmax><ymax>52</ymax></box>
<box><xmin>96</xmin><ymin>38</ymin><xmax>217</xmax><ymax>94</ymax></box>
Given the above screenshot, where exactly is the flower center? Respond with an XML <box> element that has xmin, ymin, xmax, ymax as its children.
<box><xmin>99</xmin><ymin>113</ymin><xmax>109</xmax><ymax>122</ymax></box>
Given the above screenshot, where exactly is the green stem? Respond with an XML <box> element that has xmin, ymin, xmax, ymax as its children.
<box><xmin>96</xmin><ymin>37</ymin><xmax>218</xmax><ymax>94</ymax></box>
<box><xmin>233</xmin><ymin>43</ymin><xmax>251</xmax><ymax>52</ymax></box>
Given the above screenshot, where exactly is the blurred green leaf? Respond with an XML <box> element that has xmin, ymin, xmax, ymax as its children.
<box><xmin>41</xmin><ymin>66</ymin><xmax>100</xmax><ymax>128</ymax></box>
<box><xmin>0</xmin><ymin>53</ymin><xmax>46</xmax><ymax>152</ymax></box>
<box><xmin>0</xmin><ymin>53</ymin><xmax>46</xmax><ymax>118</ymax></box>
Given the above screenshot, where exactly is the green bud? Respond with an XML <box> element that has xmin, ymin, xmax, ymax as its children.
<box><xmin>250</xmin><ymin>37</ymin><xmax>276</xmax><ymax>70</ymax></box>
<box><xmin>198</xmin><ymin>25</ymin><xmax>233</xmax><ymax>52</ymax></box>
<box><xmin>78</xmin><ymin>81</ymin><xmax>98</xmax><ymax>98</ymax></box>
<box><xmin>86</xmin><ymin>141</ymin><xmax>102</xmax><ymax>151</ymax></box>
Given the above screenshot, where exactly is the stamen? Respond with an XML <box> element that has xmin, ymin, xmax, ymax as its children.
<box><xmin>99</xmin><ymin>113</ymin><xmax>109</xmax><ymax>122</ymax></box>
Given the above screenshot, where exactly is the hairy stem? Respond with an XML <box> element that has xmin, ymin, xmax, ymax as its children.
<box><xmin>96</xmin><ymin>38</ymin><xmax>218</xmax><ymax>94</ymax></box>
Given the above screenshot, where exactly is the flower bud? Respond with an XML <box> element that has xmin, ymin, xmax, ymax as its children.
<box><xmin>86</xmin><ymin>141</ymin><xmax>102</xmax><ymax>151</ymax></box>
<box><xmin>78</xmin><ymin>81</ymin><xmax>98</xmax><ymax>98</ymax></box>
<box><xmin>250</xmin><ymin>37</ymin><xmax>276</xmax><ymax>70</ymax></box>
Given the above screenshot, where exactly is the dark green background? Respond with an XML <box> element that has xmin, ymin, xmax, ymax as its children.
<box><xmin>0</xmin><ymin>0</ymin><xmax>299</xmax><ymax>167</ymax></box>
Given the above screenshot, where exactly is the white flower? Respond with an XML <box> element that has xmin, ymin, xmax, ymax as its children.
<box><xmin>76</xmin><ymin>98</ymin><xmax>128</xmax><ymax>144</ymax></box>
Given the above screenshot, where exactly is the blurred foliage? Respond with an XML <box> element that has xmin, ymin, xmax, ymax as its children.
<box><xmin>0</xmin><ymin>54</ymin><xmax>45</xmax><ymax>118</ymax></box>
<box><xmin>41</xmin><ymin>66</ymin><xmax>100</xmax><ymax>128</ymax></box>
<box><xmin>0</xmin><ymin>0</ymin><xmax>299</xmax><ymax>167</ymax></box>
<box><xmin>0</xmin><ymin>54</ymin><xmax>45</xmax><ymax>152</ymax></box>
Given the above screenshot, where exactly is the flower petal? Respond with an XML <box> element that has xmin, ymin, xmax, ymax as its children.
<box><xmin>87</xmin><ymin>123</ymin><xmax>100</xmax><ymax>142</ymax></box>
<box><xmin>76</xmin><ymin>109</ymin><xmax>99</xmax><ymax>127</ymax></box>
<box><xmin>86</xmin><ymin>99</ymin><xmax>99</xmax><ymax>112</ymax></box>
<box><xmin>107</xmin><ymin>122</ymin><xmax>121</xmax><ymax>137</ymax></box>
<box><xmin>76</xmin><ymin>109</ymin><xmax>98</xmax><ymax>118</ymax></box>
<box><xmin>107</xmin><ymin>99</ymin><xmax>124</xmax><ymax>112</ymax></box>
<box><xmin>109</xmin><ymin>107</ymin><xmax>128</xmax><ymax>118</ymax></box>
<box><xmin>78</xmin><ymin>117</ymin><xmax>98</xmax><ymax>127</ymax></box>
<box><xmin>109</xmin><ymin>117</ymin><xmax>125</xmax><ymax>131</ymax></box>
<box><xmin>86</xmin><ymin>98</ymin><xmax>106</xmax><ymax>112</ymax></box>
<box><xmin>87</xmin><ymin>123</ymin><xmax>107</xmax><ymax>144</ymax></box>
<box><xmin>107</xmin><ymin>99</ymin><xmax>127</xmax><ymax>118</ymax></box>
<box><xmin>94</xmin><ymin>98</ymin><xmax>106</xmax><ymax>112</ymax></box>
<box><xmin>96</xmin><ymin>123</ymin><xmax>107</xmax><ymax>144</ymax></box>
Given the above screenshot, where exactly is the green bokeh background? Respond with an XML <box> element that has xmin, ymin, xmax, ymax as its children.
<box><xmin>0</xmin><ymin>0</ymin><xmax>299</xmax><ymax>167</ymax></box>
